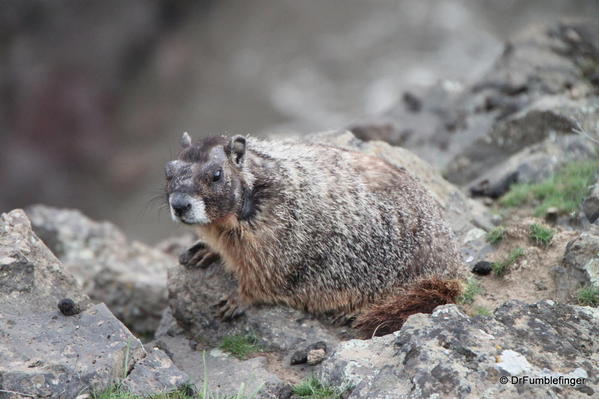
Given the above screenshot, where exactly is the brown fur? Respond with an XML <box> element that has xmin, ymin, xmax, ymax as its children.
<box><xmin>353</xmin><ymin>278</ymin><xmax>463</xmax><ymax>338</ymax></box>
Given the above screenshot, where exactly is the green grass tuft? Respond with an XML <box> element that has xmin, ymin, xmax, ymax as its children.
<box><xmin>92</xmin><ymin>384</ymin><xmax>253</xmax><ymax>399</ymax></box>
<box><xmin>458</xmin><ymin>277</ymin><xmax>482</xmax><ymax>305</ymax></box>
<box><xmin>492</xmin><ymin>248</ymin><xmax>525</xmax><ymax>277</ymax></box>
<box><xmin>474</xmin><ymin>306</ymin><xmax>492</xmax><ymax>317</ymax></box>
<box><xmin>92</xmin><ymin>387</ymin><xmax>196</xmax><ymax>399</ymax></box>
<box><xmin>486</xmin><ymin>226</ymin><xmax>506</xmax><ymax>245</ymax></box>
<box><xmin>219</xmin><ymin>333</ymin><xmax>262</xmax><ymax>359</ymax></box>
<box><xmin>292</xmin><ymin>377</ymin><xmax>347</xmax><ymax>399</ymax></box>
<box><xmin>529</xmin><ymin>223</ymin><xmax>554</xmax><ymax>247</ymax></box>
<box><xmin>576</xmin><ymin>286</ymin><xmax>599</xmax><ymax>307</ymax></box>
<box><xmin>498</xmin><ymin>160</ymin><xmax>599</xmax><ymax>216</ymax></box>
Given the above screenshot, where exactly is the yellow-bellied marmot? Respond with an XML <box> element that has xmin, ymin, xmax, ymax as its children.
<box><xmin>165</xmin><ymin>132</ymin><xmax>462</xmax><ymax>337</ymax></box>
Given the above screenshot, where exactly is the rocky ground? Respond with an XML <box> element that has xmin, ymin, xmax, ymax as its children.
<box><xmin>2</xmin><ymin>20</ymin><xmax>599</xmax><ymax>399</ymax></box>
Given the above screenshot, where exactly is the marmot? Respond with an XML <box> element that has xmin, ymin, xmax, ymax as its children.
<box><xmin>165</xmin><ymin>132</ymin><xmax>462</xmax><ymax>337</ymax></box>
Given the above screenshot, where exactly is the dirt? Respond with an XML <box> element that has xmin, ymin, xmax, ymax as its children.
<box><xmin>463</xmin><ymin>217</ymin><xmax>580</xmax><ymax>315</ymax></box>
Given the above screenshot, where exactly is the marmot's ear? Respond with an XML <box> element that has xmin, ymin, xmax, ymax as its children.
<box><xmin>181</xmin><ymin>132</ymin><xmax>192</xmax><ymax>148</ymax></box>
<box><xmin>225</xmin><ymin>135</ymin><xmax>246</xmax><ymax>166</ymax></box>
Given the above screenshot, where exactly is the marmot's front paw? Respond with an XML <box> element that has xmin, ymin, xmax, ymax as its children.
<box><xmin>179</xmin><ymin>241</ymin><xmax>220</xmax><ymax>269</ymax></box>
<box><xmin>212</xmin><ymin>294</ymin><xmax>246</xmax><ymax>321</ymax></box>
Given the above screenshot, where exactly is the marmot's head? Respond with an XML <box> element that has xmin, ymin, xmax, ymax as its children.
<box><xmin>165</xmin><ymin>132</ymin><xmax>248</xmax><ymax>225</ymax></box>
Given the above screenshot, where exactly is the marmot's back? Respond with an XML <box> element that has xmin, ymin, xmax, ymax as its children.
<box><xmin>165</xmin><ymin>133</ymin><xmax>462</xmax><ymax>335</ymax></box>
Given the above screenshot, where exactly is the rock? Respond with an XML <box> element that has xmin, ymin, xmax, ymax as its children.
<box><xmin>468</xmin><ymin>133</ymin><xmax>597</xmax><ymax>198</ymax></box>
<box><xmin>583</xmin><ymin>184</ymin><xmax>599</xmax><ymax>223</ymax></box>
<box><xmin>319</xmin><ymin>301</ymin><xmax>599</xmax><ymax>398</ymax></box>
<box><xmin>167</xmin><ymin>260</ymin><xmax>343</xmax><ymax>351</ymax></box>
<box><xmin>307</xmin><ymin>349</ymin><xmax>327</xmax><ymax>366</ymax></box>
<box><xmin>122</xmin><ymin>348</ymin><xmax>190</xmax><ymax>396</ymax></box>
<box><xmin>439</xmin><ymin>20</ymin><xmax>599</xmax><ymax>185</ymax></box>
<box><xmin>471</xmin><ymin>261</ymin><xmax>493</xmax><ymax>276</ymax></box>
<box><xmin>26</xmin><ymin>205</ymin><xmax>174</xmax><ymax>335</ymax></box>
<box><xmin>554</xmin><ymin>233</ymin><xmax>599</xmax><ymax>302</ymax></box>
<box><xmin>355</xmin><ymin>21</ymin><xmax>599</xmax><ymax>184</ymax></box>
<box><xmin>0</xmin><ymin>209</ymin><xmax>90</xmax><ymax>314</ymax></box>
<box><xmin>460</xmin><ymin>227</ymin><xmax>494</xmax><ymax>269</ymax></box>
<box><xmin>1</xmin><ymin>302</ymin><xmax>146</xmax><ymax>399</ymax></box>
<box><xmin>157</xmin><ymin>232</ymin><xmax>199</xmax><ymax>257</ymax></box>
<box><xmin>290</xmin><ymin>341</ymin><xmax>328</xmax><ymax>365</ymax></box>
<box><xmin>0</xmin><ymin>209</ymin><xmax>190</xmax><ymax>398</ymax></box>
<box><xmin>151</xmin><ymin>330</ymin><xmax>282</xmax><ymax>398</ymax></box>
<box><xmin>449</xmin><ymin>96</ymin><xmax>599</xmax><ymax>185</ymax></box>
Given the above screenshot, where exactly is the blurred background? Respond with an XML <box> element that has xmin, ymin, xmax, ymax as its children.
<box><xmin>1</xmin><ymin>0</ymin><xmax>598</xmax><ymax>243</ymax></box>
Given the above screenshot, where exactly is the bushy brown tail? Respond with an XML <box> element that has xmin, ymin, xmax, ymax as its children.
<box><xmin>353</xmin><ymin>277</ymin><xmax>462</xmax><ymax>338</ymax></box>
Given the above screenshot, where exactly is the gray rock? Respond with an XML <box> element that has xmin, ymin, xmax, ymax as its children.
<box><xmin>554</xmin><ymin>233</ymin><xmax>599</xmax><ymax>302</ymax></box>
<box><xmin>123</xmin><ymin>348</ymin><xmax>190</xmax><ymax>397</ymax></box>
<box><xmin>319</xmin><ymin>301</ymin><xmax>598</xmax><ymax>398</ymax></box>
<box><xmin>469</xmin><ymin>133</ymin><xmax>597</xmax><ymax>198</ymax></box>
<box><xmin>0</xmin><ymin>209</ymin><xmax>189</xmax><ymax>398</ymax></box>
<box><xmin>150</xmin><ymin>331</ymin><xmax>281</xmax><ymax>398</ymax></box>
<box><xmin>448</xmin><ymin>95</ymin><xmax>599</xmax><ymax>186</ymax></box>
<box><xmin>459</xmin><ymin>227</ymin><xmax>494</xmax><ymax>269</ymax></box>
<box><xmin>167</xmin><ymin>260</ymin><xmax>344</xmax><ymax>351</ymax></box>
<box><xmin>439</xmin><ymin>21</ymin><xmax>599</xmax><ymax>185</ymax></box>
<box><xmin>290</xmin><ymin>341</ymin><xmax>328</xmax><ymax>366</ymax></box>
<box><xmin>0</xmin><ymin>209</ymin><xmax>90</xmax><ymax>314</ymax></box>
<box><xmin>360</xmin><ymin>21</ymin><xmax>599</xmax><ymax>184</ymax></box>
<box><xmin>26</xmin><ymin>205</ymin><xmax>174</xmax><ymax>335</ymax></box>
<box><xmin>0</xmin><ymin>302</ymin><xmax>145</xmax><ymax>399</ymax></box>
<box><xmin>583</xmin><ymin>184</ymin><xmax>599</xmax><ymax>223</ymax></box>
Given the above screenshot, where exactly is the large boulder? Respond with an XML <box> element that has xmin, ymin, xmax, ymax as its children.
<box><xmin>26</xmin><ymin>205</ymin><xmax>173</xmax><ymax>335</ymax></box>
<box><xmin>442</xmin><ymin>21</ymin><xmax>599</xmax><ymax>185</ymax></box>
<box><xmin>319</xmin><ymin>301</ymin><xmax>598</xmax><ymax>398</ymax></box>
<box><xmin>167</xmin><ymin>260</ymin><xmax>344</xmax><ymax>352</ymax></box>
<box><xmin>0</xmin><ymin>209</ymin><xmax>188</xmax><ymax>398</ymax></box>
<box><xmin>450</xmin><ymin>95</ymin><xmax>599</xmax><ymax>188</ymax></box>
<box><xmin>351</xmin><ymin>21</ymin><xmax>599</xmax><ymax>187</ymax></box>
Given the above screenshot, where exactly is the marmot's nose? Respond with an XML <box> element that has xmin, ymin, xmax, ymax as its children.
<box><xmin>170</xmin><ymin>193</ymin><xmax>191</xmax><ymax>217</ymax></box>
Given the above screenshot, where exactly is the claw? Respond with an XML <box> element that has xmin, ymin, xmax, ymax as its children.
<box><xmin>179</xmin><ymin>241</ymin><xmax>219</xmax><ymax>269</ymax></box>
<box><xmin>212</xmin><ymin>294</ymin><xmax>246</xmax><ymax>321</ymax></box>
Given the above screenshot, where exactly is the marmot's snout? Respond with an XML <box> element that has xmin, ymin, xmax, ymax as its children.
<box><xmin>168</xmin><ymin>192</ymin><xmax>211</xmax><ymax>225</ymax></box>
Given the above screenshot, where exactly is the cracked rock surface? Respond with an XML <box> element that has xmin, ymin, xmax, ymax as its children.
<box><xmin>0</xmin><ymin>209</ymin><xmax>187</xmax><ymax>398</ymax></box>
<box><xmin>319</xmin><ymin>302</ymin><xmax>598</xmax><ymax>399</ymax></box>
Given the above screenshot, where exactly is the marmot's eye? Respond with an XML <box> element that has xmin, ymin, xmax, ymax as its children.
<box><xmin>212</xmin><ymin>168</ymin><xmax>222</xmax><ymax>182</ymax></box>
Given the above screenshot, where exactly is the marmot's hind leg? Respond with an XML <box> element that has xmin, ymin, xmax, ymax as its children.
<box><xmin>179</xmin><ymin>241</ymin><xmax>220</xmax><ymax>269</ymax></box>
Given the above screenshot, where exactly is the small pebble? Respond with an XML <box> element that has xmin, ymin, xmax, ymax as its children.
<box><xmin>58</xmin><ymin>298</ymin><xmax>81</xmax><ymax>316</ymax></box>
<box><xmin>472</xmin><ymin>261</ymin><xmax>493</xmax><ymax>276</ymax></box>
<box><xmin>307</xmin><ymin>348</ymin><xmax>326</xmax><ymax>365</ymax></box>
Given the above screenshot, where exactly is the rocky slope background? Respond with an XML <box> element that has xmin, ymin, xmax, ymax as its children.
<box><xmin>2</xmin><ymin>9</ymin><xmax>599</xmax><ymax>399</ymax></box>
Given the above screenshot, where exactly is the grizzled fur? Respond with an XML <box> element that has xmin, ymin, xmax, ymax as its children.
<box><xmin>166</xmin><ymin>134</ymin><xmax>462</xmax><ymax>336</ymax></box>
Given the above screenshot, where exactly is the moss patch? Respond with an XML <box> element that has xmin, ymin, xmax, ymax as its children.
<box><xmin>577</xmin><ymin>286</ymin><xmax>599</xmax><ymax>307</ymax></box>
<box><xmin>458</xmin><ymin>277</ymin><xmax>482</xmax><ymax>305</ymax></box>
<box><xmin>492</xmin><ymin>247</ymin><xmax>525</xmax><ymax>277</ymax></box>
<box><xmin>486</xmin><ymin>226</ymin><xmax>506</xmax><ymax>245</ymax></box>
<box><xmin>292</xmin><ymin>377</ymin><xmax>348</xmax><ymax>399</ymax></box>
<box><xmin>499</xmin><ymin>160</ymin><xmax>599</xmax><ymax>216</ymax></box>
<box><xmin>219</xmin><ymin>333</ymin><xmax>262</xmax><ymax>359</ymax></box>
